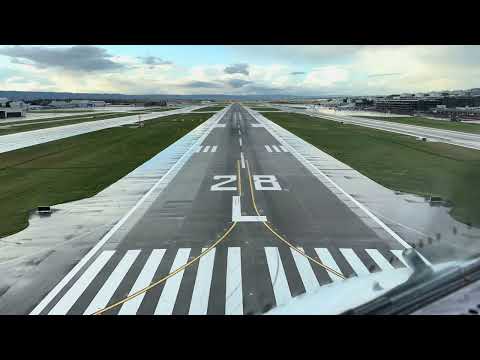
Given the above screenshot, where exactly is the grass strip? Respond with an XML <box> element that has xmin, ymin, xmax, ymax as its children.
<box><xmin>0</xmin><ymin>113</ymin><xmax>211</xmax><ymax>238</ymax></box>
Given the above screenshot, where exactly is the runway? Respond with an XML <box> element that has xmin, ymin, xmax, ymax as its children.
<box><xmin>10</xmin><ymin>104</ymin><xmax>416</xmax><ymax>315</ymax></box>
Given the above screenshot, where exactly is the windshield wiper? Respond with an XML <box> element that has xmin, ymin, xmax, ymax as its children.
<box><xmin>343</xmin><ymin>250</ymin><xmax>480</xmax><ymax>315</ymax></box>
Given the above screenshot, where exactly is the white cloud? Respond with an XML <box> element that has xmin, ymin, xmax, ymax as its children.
<box><xmin>303</xmin><ymin>66</ymin><xmax>349</xmax><ymax>88</ymax></box>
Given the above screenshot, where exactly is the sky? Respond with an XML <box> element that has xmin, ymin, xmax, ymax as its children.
<box><xmin>0</xmin><ymin>45</ymin><xmax>479</xmax><ymax>96</ymax></box>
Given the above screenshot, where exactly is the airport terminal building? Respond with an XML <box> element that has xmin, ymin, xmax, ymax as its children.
<box><xmin>374</xmin><ymin>95</ymin><xmax>480</xmax><ymax>115</ymax></box>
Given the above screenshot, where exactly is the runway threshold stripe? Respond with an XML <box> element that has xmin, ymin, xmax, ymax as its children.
<box><xmin>280</xmin><ymin>146</ymin><xmax>288</xmax><ymax>152</ymax></box>
<box><xmin>339</xmin><ymin>248</ymin><xmax>370</xmax><ymax>276</ymax></box>
<box><xmin>154</xmin><ymin>248</ymin><xmax>191</xmax><ymax>315</ymax></box>
<box><xmin>211</xmin><ymin>146</ymin><xmax>218</xmax><ymax>153</ymax></box>
<box><xmin>189</xmin><ymin>248</ymin><xmax>216</xmax><ymax>315</ymax></box>
<box><xmin>225</xmin><ymin>247</ymin><xmax>243</xmax><ymax>315</ymax></box>
<box><xmin>390</xmin><ymin>250</ymin><xmax>409</xmax><ymax>268</ymax></box>
<box><xmin>84</xmin><ymin>250</ymin><xmax>141</xmax><ymax>315</ymax></box>
<box><xmin>365</xmin><ymin>249</ymin><xmax>395</xmax><ymax>271</ymax></box>
<box><xmin>290</xmin><ymin>247</ymin><xmax>319</xmax><ymax>293</ymax></box>
<box><xmin>195</xmin><ymin>146</ymin><xmax>202</xmax><ymax>153</ymax></box>
<box><xmin>265</xmin><ymin>145</ymin><xmax>272</xmax><ymax>153</ymax></box>
<box><xmin>203</xmin><ymin>146</ymin><xmax>210</xmax><ymax>153</ymax></box>
<box><xmin>265</xmin><ymin>247</ymin><xmax>292</xmax><ymax>306</ymax></box>
<box><xmin>272</xmin><ymin>145</ymin><xmax>281</xmax><ymax>153</ymax></box>
<box><xmin>118</xmin><ymin>249</ymin><xmax>166</xmax><ymax>315</ymax></box>
<box><xmin>49</xmin><ymin>251</ymin><xmax>115</xmax><ymax>315</ymax></box>
<box><xmin>314</xmin><ymin>249</ymin><xmax>344</xmax><ymax>282</ymax></box>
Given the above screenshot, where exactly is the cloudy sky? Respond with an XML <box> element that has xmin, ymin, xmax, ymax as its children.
<box><xmin>0</xmin><ymin>45</ymin><xmax>479</xmax><ymax>96</ymax></box>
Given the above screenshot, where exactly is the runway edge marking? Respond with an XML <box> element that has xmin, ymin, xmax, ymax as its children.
<box><xmin>29</xmin><ymin>105</ymin><xmax>232</xmax><ymax>315</ymax></box>
<box><xmin>244</xmin><ymin>106</ymin><xmax>432</xmax><ymax>266</ymax></box>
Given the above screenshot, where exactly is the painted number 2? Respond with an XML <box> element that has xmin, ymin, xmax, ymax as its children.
<box><xmin>210</xmin><ymin>175</ymin><xmax>237</xmax><ymax>191</ymax></box>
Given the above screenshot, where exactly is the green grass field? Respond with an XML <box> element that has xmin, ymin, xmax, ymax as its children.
<box><xmin>0</xmin><ymin>112</ymin><xmax>139</xmax><ymax>135</ymax></box>
<box><xmin>0</xmin><ymin>112</ymin><xmax>211</xmax><ymax>238</ymax></box>
<box><xmin>358</xmin><ymin>116</ymin><xmax>480</xmax><ymax>134</ymax></box>
<box><xmin>193</xmin><ymin>106</ymin><xmax>225</xmax><ymax>112</ymax></box>
<box><xmin>264</xmin><ymin>112</ymin><xmax>480</xmax><ymax>227</ymax></box>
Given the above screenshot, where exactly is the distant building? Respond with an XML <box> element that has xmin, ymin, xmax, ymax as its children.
<box><xmin>90</xmin><ymin>100</ymin><xmax>107</xmax><ymax>107</ymax></box>
<box><xmin>375</xmin><ymin>95</ymin><xmax>480</xmax><ymax>114</ymax></box>
<box><xmin>70</xmin><ymin>100</ymin><xmax>91</xmax><ymax>108</ymax></box>
<box><xmin>49</xmin><ymin>100</ymin><xmax>71</xmax><ymax>108</ymax></box>
<box><xmin>0</xmin><ymin>98</ymin><xmax>27</xmax><ymax>119</ymax></box>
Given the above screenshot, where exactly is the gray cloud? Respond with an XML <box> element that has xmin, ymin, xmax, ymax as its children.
<box><xmin>290</xmin><ymin>71</ymin><xmax>306</xmax><ymax>75</ymax></box>
<box><xmin>180</xmin><ymin>81</ymin><xmax>223</xmax><ymax>88</ymax></box>
<box><xmin>224</xmin><ymin>63</ymin><xmax>249</xmax><ymax>76</ymax></box>
<box><xmin>138</xmin><ymin>56</ymin><xmax>172</xmax><ymax>68</ymax></box>
<box><xmin>368</xmin><ymin>72</ymin><xmax>402</xmax><ymax>78</ymax></box>
<box><xmin>225</xmin><ymin>79</ymin><xmax>252</xmax><ymax>88</ymax></box>
<box><xmin>0</xmin><ymin>45</ymin><xmax>124</xmax><ymax>72</ymax></box>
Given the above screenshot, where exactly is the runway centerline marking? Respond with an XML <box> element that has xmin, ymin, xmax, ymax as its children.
<box><xmin>240</xmin><ymin>152</ymin><xmax>246</xmax><ymax>169</ymax></box>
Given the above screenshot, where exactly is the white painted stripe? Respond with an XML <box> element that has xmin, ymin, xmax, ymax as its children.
<box><xmin>265</xmin><ymin>145</ymin><xmax>272</xmax><ymax>152</ymax></box>
<box><xmin>211</xmin><ymin>145</ymin><xmax>217</xmax><ymax>153</ymax></box>
<box><xmin>195</xmin><ymin>146</ymin><xmax>202</xmax><ymax>153</ymax></box>
<box><xmin>391</xmin><ymin>250</ymin><xmax>410</xmax><ymax>268</ymax></box>
<box><xmin>265</xmin><ymin>247</ymin><xmax>292</xmax><ymax>306</ymax></box>
<box><xmin>49</xmin><ymin>251</ymin><xmax>115</xmax><ymax>315</ymax></box>
<box><xmin>154</xmin><ymin>248</ymin><xmax>191</xmax><ymax>315</ymax></box>
<box><xmin>365</xmin><ymin>249</ymin><xmax>395</xmax><ymax>271</ymax></box>
<box><xmin>189</xmin><ymin>248</ymin><xmax>216</xmax><ymax>315</ymax></box>
<box><xmin>290</xmin><ymin>247</ymin><xmax>319</xmax><ymax>293</ymax></box>
<box><xmin>83</xmin><ymin>250</ymin><xmax>140</xmax><ymax>315</ymax></box>
<box><xmin>339</xmin><ymin>248</ymin><xmax>370</xmax><ymax>276</ymax></box>
<box><xmin>239</xmin><ymin>138</ymin><xmax>243</xmax><ymax>146</ymax></box>
<box><xmin>118</xmin><ymin>249</ymin><xmax>166</xmax><ymax>315</ymax></box>
<box><xmin>314</xmin><ymin>248</ymin><xmax>344</xmax><ymax>282</ymax></box>
<box><xmin>240</xmin><ymin>152</ymin><xmax>246</xmax><ymax>169</ymax></box>
<box><xmin>272</xmin><ymin>145</ymin><xmax>281</xmax><ymax>153</ymax></box>
<box><xmin>280</xmin><ymin>146</ymin><xmax>288</xmax><ymax>152</ymax></box>
<box><xmin>225</xmin><ymin>247</ymin><xmax>243</xmax><ymax>315</ymax></box>
<box><xmin>29</xmin><ymin>107</ymin><xmax>230</xmax><ymax>315</ymax></box>
<box><xmin>238</xmin><ymin>129</ymin><xmax>242</xmax><ymax>135</ymax></box>
<box><xmin>203</xmin><ymin>145</ymin><xmax>210</xmax><ymax>152</ymax></box>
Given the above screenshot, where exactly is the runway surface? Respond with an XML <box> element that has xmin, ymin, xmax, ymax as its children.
<box><xmin>17</xmin><ymin>104</ymin><xmax>414</xmax><ymax>315</ymax></box>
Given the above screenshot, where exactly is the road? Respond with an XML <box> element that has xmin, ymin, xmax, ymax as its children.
<box><xmin>276</xmin><ymin>106</ymin><xmax>480</xmax><ymax>151</ymax></box>
<box><xmin>18</xmin><ymin>104</ymin><xmax>413</xmax><ymax>315</ymax></box>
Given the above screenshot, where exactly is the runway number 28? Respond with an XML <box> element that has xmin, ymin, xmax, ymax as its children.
<box><xmin>210</xmin><ymin>175</ymin><xmax>281</xmax><ymax>191</ymax></box>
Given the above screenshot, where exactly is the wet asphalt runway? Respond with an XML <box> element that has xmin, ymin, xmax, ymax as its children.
<box><xmin>10</xmin><ymin>104</ymin><xmax>410</xmax><ymax>315</ymax></box>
